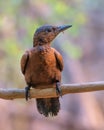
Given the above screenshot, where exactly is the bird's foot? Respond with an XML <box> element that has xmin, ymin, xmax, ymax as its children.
<box><xmin>56</xmin><ymin>81</ymin><xmax>62</xmax><ymax>97</ymax></box>
<box><xmin>25</xmin><ymin>86</ymin><xmax>31</xmax><ymax>101</ymax></box>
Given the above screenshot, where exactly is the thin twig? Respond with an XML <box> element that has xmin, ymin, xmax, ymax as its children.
<box><xmin>0</xmin><ymin>81</ymin><xmax>104</xmax><ymax>100</ymax></box>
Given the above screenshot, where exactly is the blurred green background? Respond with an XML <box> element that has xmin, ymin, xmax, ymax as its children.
<box><xmin>0</xmin><ymin>0</ymin><xmax>104</xmax><ymax>130</ymax></box>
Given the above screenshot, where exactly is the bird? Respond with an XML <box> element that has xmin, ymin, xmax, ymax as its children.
<box><xmin>20</xmin><ymin>24</ymin><xmax>72</xmax><ymax>117</ymax></box>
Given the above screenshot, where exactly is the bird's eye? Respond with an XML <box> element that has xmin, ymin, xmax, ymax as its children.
<box><xmin>46</xmin><ymin>29</ymin><xmax>51</xmax><ymax>33</ymax></box>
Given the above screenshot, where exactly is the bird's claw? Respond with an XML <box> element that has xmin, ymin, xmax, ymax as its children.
<box><xmin>56</xmin><ymin>81</ymin><xmax>62</xmax><ymax>97</ymax></box>
<box><xmin>25</xmin><ymin>86</ymin><xmax>31</xmax><ymax>101</ymax></box>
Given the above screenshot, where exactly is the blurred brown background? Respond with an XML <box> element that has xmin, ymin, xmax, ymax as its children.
<box><xmin>0</xmin><ymin>0</ymin><xmax>104</xmax><ymax>130</ymax></box>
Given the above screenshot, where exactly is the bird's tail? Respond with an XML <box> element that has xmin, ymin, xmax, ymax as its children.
<box><xmin>36</xmin><ymin>97</ymin><xmax>60</xmax><ymax>117</ymax></box>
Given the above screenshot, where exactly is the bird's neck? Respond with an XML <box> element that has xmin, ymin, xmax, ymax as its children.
<box><xmin>33</xmin><ymin>39</ymin><xmax>51</xmax><ymax>47</ymax></box>
<box><xmin>34</xmin><ymin>44</ymin><xmax>51</xmax><ymax>53</ymax></box>
<box><xmin>33</xmin><ymin>37</ymin><xmax>51</xmax><ymax>46</ymax></box>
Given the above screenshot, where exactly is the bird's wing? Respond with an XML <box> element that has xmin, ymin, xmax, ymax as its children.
<box><xmin>53</xmin><ymin>48</ymin><xmax>64</xmax><ymax>71</ymax></box>
<box><xmin>20</xmin><ymin>51</ymin><xmax>29</xmax><ymax>75</ymax></box>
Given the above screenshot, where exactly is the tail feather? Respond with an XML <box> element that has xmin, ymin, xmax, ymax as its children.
<box><xmin>36</xmin><ymin>97</ymin><xmax>60</xmax><ymax>117</ymax></box>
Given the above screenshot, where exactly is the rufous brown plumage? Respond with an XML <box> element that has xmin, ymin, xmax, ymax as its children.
<box><xmin>21</xmin><ymin>25</ymin><xmax>72</xmax><ymax>117</ymax></box>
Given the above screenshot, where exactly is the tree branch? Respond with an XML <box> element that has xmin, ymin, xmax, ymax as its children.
<box><xmin>0</xmin><ymin>81</ymin><xmax>104</xmax><ymax>100</ymax></box>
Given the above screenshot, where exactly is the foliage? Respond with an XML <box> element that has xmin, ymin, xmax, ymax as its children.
<box><xmin>0</xmin><ymin>0</ymin><xmax>86</xmax><ymax>88</ymax></box>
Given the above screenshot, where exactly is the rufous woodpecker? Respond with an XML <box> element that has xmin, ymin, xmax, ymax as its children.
<box><xmin>21</xmin><ymin>25</ymin><xmax>72</xmax><ymax>117</ymax></box>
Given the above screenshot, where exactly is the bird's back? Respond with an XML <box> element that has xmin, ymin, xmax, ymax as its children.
<box><xmin>24</xmin><ymin>46</ymin><xmax>61</xmax><ymax>87</ymax></box>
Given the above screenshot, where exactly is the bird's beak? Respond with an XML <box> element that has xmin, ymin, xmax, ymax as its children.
<box><xmin>57</xmin><ymin>25</ymin><xmax>72</xmax><ymax>33</ymax></box>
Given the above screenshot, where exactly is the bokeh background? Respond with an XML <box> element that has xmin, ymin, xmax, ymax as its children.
<box><xmin>0</xmin><ymin>0</ymin><xmax>104</xmax><ymax>130</ymax></box>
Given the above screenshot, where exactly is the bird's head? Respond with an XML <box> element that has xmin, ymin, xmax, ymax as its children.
<box><xmin>33</xmin><ymin>25</ymin><xmax>72</xmax><ymax>46</ymax></box>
